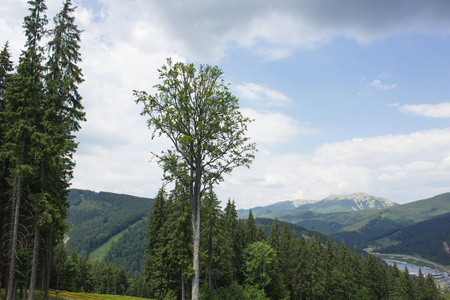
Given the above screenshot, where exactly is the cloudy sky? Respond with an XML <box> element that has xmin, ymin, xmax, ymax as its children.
<box><xmin>3</xmin><ymin>0</ymin><xmax>450</xmax><ymax>208</ymax></box>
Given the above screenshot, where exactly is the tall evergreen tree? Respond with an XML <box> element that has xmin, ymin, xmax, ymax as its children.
<box><xmin>245</xmin><ymin>209</ymin><xmax>257</xmax><ymax>245</ymax></box>
<box><xmin>200</xmin><ymin>187</ymin><xmax>223</xmax><ymax>291</ymax></box>
<box><xmin>167</xmin><ymin>182</ymin><xmax>192</xmax><ymax>299</ymax></box>
<box><xmin>145</xmin><ymin>187</ymin><xmax>169</xmax><ymax>298</ymax></box>
<box><xmin>3</xmin><ymin>1</ymin><xmax>48</xmax><ymax>298</ymax></box>
<box><xmin>0</xmin><ymin>41</ymin><xmax>14</xmax><ymax>290</ymax></box>
<box><xmin>268</xmin><ymin>217</ymin><xmax>280</xmax><ymax>255</ymax></box>
<box><xmin>222</xmin><ymin>199</ymin><xmax>239</xmax><ymax>282</ymax></box>
<box><xmin>278</xmin><ymin>221</ymin><xmax>294</xmax><ymax>291</ymax></box>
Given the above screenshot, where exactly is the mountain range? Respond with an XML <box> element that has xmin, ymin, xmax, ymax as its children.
<box><xmin>66</xmin><ymin>189</ymin><xmax>450</xmax><ymax>272</ymax></box>
<box><xmin>239</xmin><ymin>192</ymin><xmax>450</xmax><ymax>266</ymax></box>
<box><xmin>239</xmin><ymin>192</ymin><xmax>396</xmax><ymax>216</ymax></box>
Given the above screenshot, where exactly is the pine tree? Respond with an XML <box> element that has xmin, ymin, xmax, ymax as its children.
<box><xmin>201</xmin><ymin>187</ymin><xmax>228</xmax><ymax>292</ymax></box>
<box><xmin>3</xmin><ymin>1</ymin><xmax>48</xmax><ymax>298</ymax></box>
<box><xmin>268</xmin><ymin>219</ymin><xmax>280</xmax><ymax>258</ymax></box>
<box><xmin>145</xmin><ymin>187</ymin><xmax>170</xmax><ymax>298</ymax></box>
<box><xmin>222</xmin><ymin>199</ymin><xmax>239</xmax><ymax>282</ymax></box>
<box><xmin>246</xmin><ymin>209</ymin><xmax>257</xmax><ymax>245</ymax></box>
<box><xmin>166</xmin><ymin>182</ymin><xmax>192</xmax><ymax>299</ymax></box>
<box><xmin>291</xmin><ymin>235</ymin><xmax>308</xmax><ymax>299</ymax></box>
<box><xmin>0</xmin><ymin>41</ymin><xmax>14</xmax><ymax>290</ymax></box>
<box><xmin>278</xmin><ymin>222</ymin><xmax>294</xmax><ymax>292</ymax></box>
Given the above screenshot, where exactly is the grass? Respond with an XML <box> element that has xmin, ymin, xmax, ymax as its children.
<box><xmin>89</xmin><ymin>219</ymin><xmax>142</xmax><ymax>259</ymax></box>
<box><xmin>89</xmin><ymin>230</ymin><xmax>126</xmax><ymax>259</ymax></box>
<box><xmin>1</xmin><ymin>290</ymin><xmax>150</xmax><ymax>300</ymax></box>
<box><xmin>49</xmin><ymin>289</ymin><xmax>151</xmax><ymax>300</ymax></box>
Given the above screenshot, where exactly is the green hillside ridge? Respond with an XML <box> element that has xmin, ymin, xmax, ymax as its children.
<box><xmin>66</xmin><ymin>189</ymin><xmax>154</xmax><ymax>256</ymax></box>
<box><xmin>66</xmin><ymin>189</ymin><xmax>331</xmax><ymax>275</ymax></box>
<box><xmin>67</xmin><ymin>189</ymin><xmax>450</xmax><ymax>271</ymax></box>
<box><xmin>243</xmin><ymin>192</ymin><xmax>450</xmax><ymax>265</ymax></box>
<box><xmin>377</xmin><ymin>212</ymin><xmax>450</xmax><ymax>265</ymax></box>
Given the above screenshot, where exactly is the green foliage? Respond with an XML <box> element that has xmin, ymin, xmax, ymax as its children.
<box><xmin>135</xmin><ymin>58</ymin><xmax>256</xmax><ymax>299</ymax></box>
<box><xmin>145</xmin><ymin>185</ymin><xmax>192</xmax><ymax>298</ymax></box>
<box><xmin>104</xmin><ymin>217</ymin><xmax>148</xmax><ymax>275</ymax></box>
<box><xmin>243</xmin><ymin>241</ymin><xmax>287</xmax><ymax>299</ymax></box>
<box><xmin>205</xmin><ymin>281</ymin><xmax>267</xmax><ymax>300</ymax></box>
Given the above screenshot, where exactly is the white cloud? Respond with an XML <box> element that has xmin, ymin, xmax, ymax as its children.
<box><xmin>4</xmin><ymin>0</ymin><xmax>450</xmax><ymax>209</ymax></box>
<box><xmin>370</xmin><ymin>79</ymin><xmax>397</xmax><ymax>90</ymax></box>
<box><xmin>400</xmin><ymin>103</ymin><xmax>450</xmax><ymax>118</ymax></box>
<box><xmin>218</xmin><ymin>128</ymin><xmax>450</xmax><ymax>208</ymax></box>
<box><xmin>235</xmin><ymin>83</ymin><xmax>293</xmax><ymax>107</ymax></box>
<box><xmin>240</xmin><ymin>108</ymin><xmax>320</xmax><ymax>146</ymax></box>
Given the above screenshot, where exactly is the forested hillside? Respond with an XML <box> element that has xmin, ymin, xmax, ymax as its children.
<box><xmin>66</xmin><ymin>189</ymin><xmax>154</xmax><ymax>255</ymax></box>
<box><xmin>66</xmin><ymin>190</ymin><xmax>329</xmax><ymax>276</ymax></box>
<box><xmin>47</xmin><ymin>187</ymin><xmax>444</xmax><ymax>299</ymax></box>
<box><xmin>378</xmin><ymin>212</ymin><xmax>450</xmax><ymax>264</ymax></box>
<box><xmin>104</xmin><ymin>216</ymin><xmax>148</xmax><ymax>275</ymax></box>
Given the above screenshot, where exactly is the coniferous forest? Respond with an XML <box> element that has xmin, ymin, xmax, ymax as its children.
<box><xmin>0</xmin><ymin>1</ymin><xmax>448</xmax><ymax>300</ymax></box>
<box><xmin>37</xmin><ymin>186</ymin><xmax>446</xmax><ymax>299</ymax></box>
<box><xmin>0</xmin><ymin>0</ymin><xmax>85</xmax><ymax>299</ymax></box>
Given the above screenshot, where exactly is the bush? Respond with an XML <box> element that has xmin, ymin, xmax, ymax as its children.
<box><xmin>202</xmin><ymin>282</ymin><xmax>267</xmax><ymax>300</ymax></box>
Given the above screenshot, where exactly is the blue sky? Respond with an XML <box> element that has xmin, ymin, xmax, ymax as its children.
<box><xmin>3</xmin><ymin>0</ymin><xmax>450</xmax><ymax>208</ymax></box>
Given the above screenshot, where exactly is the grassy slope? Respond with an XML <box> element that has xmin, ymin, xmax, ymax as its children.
<box><xmin>90</xmin><ymin>228</ymin><xmax>128</xmax><ymax>259</ymax></box>
<box><xmin>90</xmin><ymin>217</ymin><xmax>144</xmax><ymax>259</ymax></box>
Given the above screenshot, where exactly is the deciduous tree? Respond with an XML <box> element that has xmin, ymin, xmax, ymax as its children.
<box><xmin>135</xmin><ymin>58</ymin><xmax>256</xmax><ymax>299</ymax></box>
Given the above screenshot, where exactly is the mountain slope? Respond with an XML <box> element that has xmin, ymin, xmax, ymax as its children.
<box><xmin>304</xmin><ymin>192</ymin><xmax>396</xmax><ymax>213</ymax></box>
<box><xmin>66</xmin><ymin>189</ymin><xmax>154</xmax><ymax>255</ymax></box>
<box><xmin>241</xmin><ymin>193</ymin><xmax>450</xmax><ymax>258</ymax></box>
<box><xmin>377</xmin><ymin>212</ymin><xmax>450</xmax><ymax>265</ymax></box>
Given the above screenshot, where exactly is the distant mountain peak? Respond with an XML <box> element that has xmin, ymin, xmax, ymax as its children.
<box><xmin>292</xmin><ymin>199</ymin><xmax>318</xmax><ymax>207</ymax></box>
<box><xmin>322</xmin><ymin>192</ymin><xmax>396</xmax><ymax>210</ymax></box>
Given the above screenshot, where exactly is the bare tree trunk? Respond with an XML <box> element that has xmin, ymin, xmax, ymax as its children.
<box><xmin>28</xmin><ymin>222</ymin><xmax>40</xmax><ymax>300</ymax></box>
<box><xmin>43</xmin><ymin>228</ymin><xmax>52</xmax><ymax>300</ymax></box>
<box><xmin>6</xmin><ymin>173</ymin><xmax>23</xmax><ymax>300</ymax></box>
<box><xmin>181</xmin><ymin>264</ymin><xmax>185</xmax><ymax>300</ymax></box>
<box><xmin>191</xmin><ymin>167</ymin><xmax>201</xmax><ymax>300</ymax></box>
<box><xmin>191</xmin><ymin>206</ymin><xmax>200</xmax><ymax>300</ymax></box>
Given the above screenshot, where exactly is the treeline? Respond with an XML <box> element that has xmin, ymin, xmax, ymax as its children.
<box><xmin>48</xmin><ymin>243</ymin><xmax>150</xmax><ymax>298</ymax></box>
<box><xmin>0</xmin><ymin>1</ymin><xmax>84</xmax><ymax>299</ymax></box>
<box><xmin>66</xmin><ymin>189</ymin><xmax>154</xmax><ymax>255</ymax></box>
<box><xmin>145</xmin><ymin>184</ymin><xmax>444</xmax><ymax>299</ymax></box>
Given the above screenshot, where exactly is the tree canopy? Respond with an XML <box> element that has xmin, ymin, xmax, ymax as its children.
<box><xmin>135</xmin><ymin>58</ymin><xmax>256</xmax><ymax>299</ymax></box>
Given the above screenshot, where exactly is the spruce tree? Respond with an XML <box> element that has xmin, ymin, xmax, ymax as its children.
<box><xmin>278</xmin><ymin>221</ymin><xmax>294</xmax><ymax>291</ymax></box>
<box><xmin>3</xmin><ymin>1</ymin><xmax>48</xmax><ymax>298</ymax></box>
<box><xmin>0</xmin><ymin>42</ymin><xmax>14</xmax><ymax>290</ymax></box>
<box><xmin>167</xmin><ymin>182</ymin><xmax>192</xmax><ymax>299</ymax></box>
<box><xmin>145</xmin><ymin>187</ymin><xmax>170</xmax><ymax>298</ymax></box>
<box><xmin>200</xmin><ymin>187</ymin><xmax>226</xmax><ymax>291</ymax></box>
<box><xmin>222</xmin><ymin>199</ymin><xmax>239</xmax><ymax>282</ymax></box>
<box><xmin>245</xmin><ymin>209</ymin><xmax>257</xmax><ymax>245</ymax></box>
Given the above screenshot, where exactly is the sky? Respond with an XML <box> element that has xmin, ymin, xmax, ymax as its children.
<box><xmin>2</xmin><ymin>0</ymin><xmax>450</xmax><ymax>208</ymax></box>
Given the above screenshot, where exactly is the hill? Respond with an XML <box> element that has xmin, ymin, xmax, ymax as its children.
<box><xmin>66</xmin><ymin>189</ymin><xmax>331</xmax><ymax>274</ymax></box>
<box><xmin>66</xmin><ymin>189</ymin><xmax>154</xmax><ymax>256</ymax></box>
<box><xmin>377</xmin><ymin>212</ymin><xmax>450</xmax><ymax>265</ymax></box>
